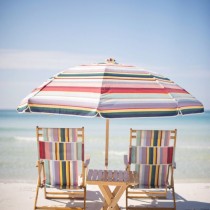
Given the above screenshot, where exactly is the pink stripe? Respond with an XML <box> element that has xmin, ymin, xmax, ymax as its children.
<box><xmin>139</xmin><ymin>147</ymin><xmax>147</xmax><ymax>164</ymax></box>
<box><xmin>146</xmin><ymin>131</ymin><xmax>152</xmax><ymax>146</ymax></box>
<box><xmin>73</xmin><ymin>129</ymin><xmax>77</xmax><ymax>142</ymax></box>
<box><xmin>72</xmin><ymin>161</ymin><xmax>78</xmax><ymax>186</ymax></box>
<box><xmin>54</xmin><ymin>129</ymin><xmax>59</xmax><ymax>142</ymax></box>
<box><xmin>44</xmin><ymin>142</ymin><xmax>51</xmax><ymax>159</ymax></box>
<box><xmin>66</xmin><ymin>143</ymin><xmax>71</xmax><ymax>160</ymax></box>
<box><xmin>162</xmin><ymin>131</ymin><xmax>170</xmax><ymax>146</ymax></box>
<box><xmin>161</xmin><ymin>147</ymin><xmax>168</xmax><ymax>164</ymax></box>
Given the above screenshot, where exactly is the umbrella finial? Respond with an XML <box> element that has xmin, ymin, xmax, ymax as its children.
<box><xmin>106</xmin><ymin>58</ymin><xmax>117</xmax><ymax>64</ymax></box>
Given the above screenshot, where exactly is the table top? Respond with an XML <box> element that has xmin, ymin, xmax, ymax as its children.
<box><xmin>86</xmin><ymin>169</ymin><xmax>139</xmax><ymax>186</ymax></box>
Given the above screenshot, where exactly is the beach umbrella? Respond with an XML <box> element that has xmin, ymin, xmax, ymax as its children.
<box><xmin>17</xmin><ymin>58</ymin><xmax>204</xmax><ymax>168</ymax></box>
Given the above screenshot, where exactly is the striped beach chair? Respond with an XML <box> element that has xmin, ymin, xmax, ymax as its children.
<box><xmin>124</xmin><ymin>129</ymin><xmax>177</xmax><ymax>210</ymax></box>
<box><xmin>34</xmin><ymin>127</ymin><xmax>89</xmax><ymax>210</ymax></box>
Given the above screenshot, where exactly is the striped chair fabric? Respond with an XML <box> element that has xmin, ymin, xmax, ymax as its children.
<box><xmin>38</xmin><ymin>128</ymin><xmax>83</xmax><ymax>188</ymax></box>
<box><xmin>39</xmin><ymin>141</ymin><xmax>84</xmax><ymax>161</ymax></box>
<box><xmin>130</xmin><ymin>146</ymin><xmax>174</xmax><ymax>164</ymax></box>
<box><xmin>43</xmin><ymin>160</ymin><xmax>79</xmax><ymax>188</ymax></box>
<box><xmin>136</xmin><ymin>130</ymin><xmax>171</xmax><ymax>146</ymax></box>
<box><xmin>136</xmin><ymin>164</ymin><xmax>169</xmax><ymax>188</ymax></box>
<box><xmin>41</xmin><ymin>128</ymin><xmax>78</xmax><ymax>142</ymax></box>
<box><xmin>130</xmin><ymin>130</ymin><xmax>174</xmax><ymax>189</ymax></box>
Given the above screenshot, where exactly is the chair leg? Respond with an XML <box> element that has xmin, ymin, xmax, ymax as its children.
<box><xmin>172</xmin><ymin>186</ymin><xmax>176</xmax><ymax>210</ymax></box>
<box><xmin>34</xmin><ymin>184</ymin><xmax>39</xmax><ymax>210</ymax></box>
<box><xmin>84</xmin><ymin>187</ymin><xmax>86</xmax><ymax>210</ymax></box>
<box><xmin>126</xmin><ymin>189</ymin><xmax>128</xmax><ymax>210</ymax></box>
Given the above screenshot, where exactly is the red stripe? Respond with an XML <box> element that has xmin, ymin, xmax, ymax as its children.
<box><xmin>129</xmin><ymin>147</ymin><xmax>132</xmax><ymax>164</ymax></box>
<box><xmin>165</xmin><ymin>88</ymin><xmax>188</xmax><ymax>94</ymax></box>
<box><xmin>82</xmin><ymin>144</ymin><xmax>84</xmax><ymax>161</ymax></box>
<box><xmin>42</xmin><ymin>86</ymin><xmax>170</xmax><ymax>94</ymax></box>
<box><xmin>42</xmin><ymin>86</ymin><xmax>188</xmax><ymax>94</ymax></box>
<box><xmin>167</xmin><ymin>147</ymin><xmax>173</xmax><ymax>164</ymax></box>
<box><xmin>39</xmin><ymin>141</ymin><xmax>45</xmax><ymax>159</ymax></box>
<box><xmin>42</xmin><ymin>86</ymin><xmax>101</xmax><ymax>93</ymax></box>
<box><xmin>101</xmin><ymin>88</ymin><xmax>168</xmax><ymax>94</ymax></box>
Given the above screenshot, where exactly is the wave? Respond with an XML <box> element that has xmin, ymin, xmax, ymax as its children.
<box><xmin>14</xmin><ymin>136</ymin><xmax>36</xmax><ymax>141</ymax></box>
<box><xmin>178</xmin><ymin>146</ymin><xmax>210</xmax><ymax>149</ymax></box>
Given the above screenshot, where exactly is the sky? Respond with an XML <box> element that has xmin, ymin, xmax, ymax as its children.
<box><xmin>0</xmin><ymin>0</ymin><xmax>210</xmax><ymax>109</ymax></box>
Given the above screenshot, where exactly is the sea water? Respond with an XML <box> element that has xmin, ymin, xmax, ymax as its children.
<box><xmin>0</xmin><ymin>110</ymin><xmax>210</xmax><ymax>183</ymax></box>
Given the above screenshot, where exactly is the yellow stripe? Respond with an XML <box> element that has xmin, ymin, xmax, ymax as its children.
<box><xmin>66</xmin><ymin>162</ymin><xmax>70</xmax><ymax>187</ymax></box>
<box><xmin>69</xmin><ymin>162</ymin><xmax>72</xmax><ymax>187</ymax></box>
<box><xmin>55</xmin><ymin>76</ymin><xmax>156</xmax><ymax>81</ymax></box>
<box><xmin>180</xmin><ymin>105</ymin><xmax>203</xmax><ymax>110</ymax></box>
<box><xmin>64</xmin><ymin>143</ymin><xmax>66</xmax><ymax>160</ymax></box>
<box><xmin>146</xmin><ymin>147</ymin><xmax>149</xmax><ymax>164</ymax></box>
<box><xmin>65</xmin><ymin>128</ymin><xmax>69</xmax><ymax>142</ymax></box>
<box><xmin>100</xmin><ymin>108</ymin><xmax>177</xmax><ymax>114</ymax></box>
<box><xmin>29</xmin><ymin>103</ymin><xmax>95</xmax><ymax>112</ymax></box>
<box><xmin>59</xmin><ymin>161</ymin><xmax>63</xmax><ymax>188</ymax></box>
<box><xmin>155</xmin><ymin>165</ymin><xmax>159</xmax><ymax>187</ymax></box>
<box><xmin>153</xmin><ymin>147</ymin><xmax>157</xmax><ymax>164</ymax></box>
<box><xmin>158</xmin><ymin>131</ymin><xmax>161</xmax><ymax>146</ymax></box>
<box><xmin>149</xmin><ymin>165</ymin><xmax>152</xmax><ymax>187</ymax></box>
<box><xmin>151</xmin><ymin>131</ymin><xmax>154</xmax><ymax>146</ymax></box>
<box><xmin>103</xmin><ymin>76</ymin><xmax>156</xmax><ymax>80</ymax></box>
<box><xmin>70</xmin><ymin>162</ymin><xmax>72</xmax><ymax>186</ymax></box>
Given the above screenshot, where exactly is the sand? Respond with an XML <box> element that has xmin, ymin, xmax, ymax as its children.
<box><xmin>0</xmin><ymin>182</ymin><xmax>210</xmax><ymax>209</ymax></box>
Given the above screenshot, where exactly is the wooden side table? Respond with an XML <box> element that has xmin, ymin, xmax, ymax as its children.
<box><xmin>86</xmin><ymin>169</ymin><xmax>138</xmax><ymax>210</ymax></box>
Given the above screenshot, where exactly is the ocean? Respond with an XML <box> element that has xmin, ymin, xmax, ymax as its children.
<box><xmin>0</xmin><ymin>109</ymin><xmax>210</xmax><ymax>183</ymax></box>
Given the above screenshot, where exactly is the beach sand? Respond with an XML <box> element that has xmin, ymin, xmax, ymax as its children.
<box><xmin>0</xmin><ymin>182</ymin><xmax>209</xmax><ymax>209</ymax></box>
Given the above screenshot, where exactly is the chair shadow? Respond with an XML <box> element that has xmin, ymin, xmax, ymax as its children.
<box><xmin>53</xmin><ymin>189</ymin><xmax>210</xmax><ymax>210</ymax></box>
<box><xmin>64</xmin><ymin>190</ymin><xmax>104</xmax><ymax>210</ymax></box>
<box><xmin>86</xmin><ymin>190</ymin><xmax>104</xmax><ymax>210</ymax></box>
<box><xmin>125</xmin><ymin>191</ymin><xmax>210</xmax><ymax>210</ymax></box>
<box><xmin>175</xmin><ymin>193</ymin><xmax>210</xmax><ymax>210</ymax></box>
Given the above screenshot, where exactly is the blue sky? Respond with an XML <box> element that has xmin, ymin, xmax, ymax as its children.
<box><xmin>0</xmin><ymin>0</ymin><xmax>209</xmax><ymax>109</ymax></box>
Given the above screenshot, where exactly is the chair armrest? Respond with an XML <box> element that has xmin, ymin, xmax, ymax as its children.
<box><xmin>124</xmin><ymin>155</ymin><xmax>130</xmax><ymax>170</ymax></box>
<box><xmin>172</xmin><ymin>161</ymin><xmax>176</xmax><ymax>169</ymax></box>
<box><xmin>83</xmin><ymin>155</ymin><xmax>90</xmax><ymax>185</ymax></box>
<box><xmin>124</xmin><ymin>155</ymin><xmax>129</xmax><ymax>165</ymax></box>
<box><xmin>84</xmin><ymin>154</ymin><xmax>90</xmax><ymax>168</ymax></box>
<box><xmin>36</xmin><ymin>160</ymin><xmax>45</xmax><ymax>187</ymax></box>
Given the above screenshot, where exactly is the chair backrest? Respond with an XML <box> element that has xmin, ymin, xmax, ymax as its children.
<box><xmin>36</xmin><ymin>127</ymin><xmax>84</xmax><ymax>188</ymax></box>
<box><xmin>129</xmin><ymin>129</ymin><xmax>177</xmax><ymax>188</ymax></box>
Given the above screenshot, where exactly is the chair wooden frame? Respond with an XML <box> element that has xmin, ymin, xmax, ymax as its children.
<box><xmin>124</xmin><ymin>129</ymin><xmax>177</xmax><ymax>210</ymax></box>
<box><xmin>34</xmin><ymin>126</ymin><xmax>90</xmax><ymax>210</ymax></box>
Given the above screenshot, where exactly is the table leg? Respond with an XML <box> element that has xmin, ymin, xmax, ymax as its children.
<box><xmin>99</xmin><ymin>185</ymin><xmax>127</xmax><ymax>210</ymax></box>
<box><xmin>99</xmin><ymin>185</ymin><xmax>112</xmax><ymax>209</ymax></box>
<box><xmin>109</xmin><ymin>185</ymin><xmax>127</xmax><ymax>210</ymax></box>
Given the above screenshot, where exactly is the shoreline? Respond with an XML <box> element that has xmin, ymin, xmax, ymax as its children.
<box><xmin>1</xmin><ymin>178</ymin><xmax>210</xmax><ymax>184</ymax></box>
<box><xmin>0</xmin><ymin>182</ymin><xmax>209</xmax><ymax>209</ymax></box>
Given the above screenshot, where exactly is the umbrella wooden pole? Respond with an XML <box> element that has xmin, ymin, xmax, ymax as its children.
<box><xmin>105</xmin><ymin>119</ymin><xmax>109</xmax><ymax>169</ymax></box>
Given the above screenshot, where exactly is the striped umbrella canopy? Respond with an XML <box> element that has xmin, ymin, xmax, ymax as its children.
<box><xmin>17</xmin><ymin>58</ymin><xmax>204</xmax><ymax>167</ymax></box>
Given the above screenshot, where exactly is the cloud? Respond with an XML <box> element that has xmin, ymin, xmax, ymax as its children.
<box><xmin>0</xmin><ymin>49</ymin><xmax>105</xmax><ymax>70</ymax></box>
